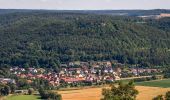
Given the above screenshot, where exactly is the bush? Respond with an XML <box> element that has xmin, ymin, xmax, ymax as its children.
<box><xmin>164</xmin><ymin>73</ymin><xmax>170</xmax><ymax>78</ymax></box>
<box><xmin>38</xmin><ymin>88</ymin><xmax>62</xmax><ymax>100</ymax></box>
<box><xmin>101</xmin><ymin>81</ymin><xmax>138</xmax><ymax>100</ymax></box>
<box><xmin>48</xmin><ymin>92</ymin><xmax>62</xmax><ymax>100</ymax></box>
<box><xmin>28</xmin><ymin>88</ymin><xmax>34</xmax><ymax>95</ymax></box>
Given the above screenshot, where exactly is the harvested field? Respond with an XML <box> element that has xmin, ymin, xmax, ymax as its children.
<box><xmin>57</xmin><ymin>86</ymin><xmax>170</xmax><ymax>100</ymax></box>
<box><xmin>58</xmin><ymin>87</ymin><xmax>102</xmax><ymax>100</ymax></box>
<box><xmin>136</xmin><ymin>86</ymin><xmax>170</xmax><ymax>100</ymax></box>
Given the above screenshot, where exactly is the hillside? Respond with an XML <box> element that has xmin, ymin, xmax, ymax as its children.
<box><xmin>0</xmin><ymin>11</ymin><xmax>170</xmax><ymax>68</ymax></box>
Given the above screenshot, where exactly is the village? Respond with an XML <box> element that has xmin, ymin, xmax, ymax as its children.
<box><xmin>0</xmin><ymin>61</ymin><xmax>162</xmax><ymax>87</ymax></box>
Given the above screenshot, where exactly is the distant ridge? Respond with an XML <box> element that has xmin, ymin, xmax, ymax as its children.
<box><xmin>0</xmin><ymin>9</ymin><xmax>170</xmax><ymax>16</ymax></box>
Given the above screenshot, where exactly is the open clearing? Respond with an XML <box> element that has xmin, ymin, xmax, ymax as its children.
<box><xmin>6</xmin><ymin>95</ymin><xmax>40</xmax><ymax>100</ymax></box>
<box><xmin>58</xmin><ymin>86</ymin><xmax>170</xmax><ymax>100</ymax></box>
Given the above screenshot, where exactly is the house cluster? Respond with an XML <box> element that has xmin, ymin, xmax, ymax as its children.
<box><xmin>9</xmin><ymin>61</ymin><xmax>122</xmax><ymax>86</ymax></box>
<box><xmin>128</xmin><ymin>68</ymin><xmax>161</xmax><ymax>76</ymax></box>
<box><xmin>6</xmin><ymin>61</ymin><xmax>162</xmax><ymax>86</ymax></box>
<box><xmin>10</xmin><ymin>67</ymin><xmax>60</xmax><ymax>86</ymax></box>
<box><xmin>59</xmin><ymin>61</ymin><xmax>122</xmax><ymax>84</ymax></box>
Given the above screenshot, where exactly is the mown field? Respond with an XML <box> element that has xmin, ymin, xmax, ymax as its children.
<box><xmin>136</xmin><ymin>79</ymin><xmax>170</xmax><ymax>88</ymax></box>
<box><xmin>6</xmin><ymin>95</ymin><xmax>40</xmax><ymax>100</ymax></box>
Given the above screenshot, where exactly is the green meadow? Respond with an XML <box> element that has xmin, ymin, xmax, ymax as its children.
<box><xmin>6</xmin><ymin>95</ymin><xmax>41</xmax><ymax>100</ymax></box>
<box><xmin>136</xmin><ymin>79</ymin><xmax>170</xmax><ymax>88</ymax></box>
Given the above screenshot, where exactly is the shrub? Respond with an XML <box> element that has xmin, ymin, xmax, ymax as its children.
<box><xmin>28</xmin><ymin>88</ymin><xmax>34</xmax><ymax>95</ymax></box>
<box><xmin>38</xmin><ymin>88</ymin><xmax>62</xmax><ymax>100</ymax></box>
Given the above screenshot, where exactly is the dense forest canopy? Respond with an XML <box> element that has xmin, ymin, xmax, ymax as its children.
<box><xmin>0</xmin><ymin>10</ymin><xmax>170</xmax><ymax>68</ymax></box>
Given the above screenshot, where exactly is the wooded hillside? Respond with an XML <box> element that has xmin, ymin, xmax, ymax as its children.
<box><xmin>0</xmin><ymin>11</ymin><xmax>170</xmax><ymax>68</ymax></box>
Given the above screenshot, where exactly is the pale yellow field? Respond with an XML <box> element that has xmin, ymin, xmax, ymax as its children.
<box><xmin>57</xmin><ymin>86</ymin><xmax>170</xmax><ymax>100</ymax></box>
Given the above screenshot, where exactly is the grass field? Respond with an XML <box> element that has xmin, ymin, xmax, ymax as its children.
<box><xmin>136</xmin><ymin>79</ymin><xmax>170</xmax><ymax>88</ymax></box>
<box><xmin>6</xmin><ymin>95</ymin><xmax>41</xmax><ymax>100</ymax></box>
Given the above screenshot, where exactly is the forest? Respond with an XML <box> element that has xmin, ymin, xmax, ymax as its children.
<box><xmin>0</xmin><ymin>10</ymin><xmax>170</xmax><ymax>68</ymax></box>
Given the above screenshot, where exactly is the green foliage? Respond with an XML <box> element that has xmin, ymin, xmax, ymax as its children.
<box><xmin>163</xmin><ymin>67</ymin><xmax>170</xmax><ymax>78</ymax></box>
<box><xmin>0</xmin><ymin>66</ymin><xmax>11</xmax><ymax>78</ymax></box>
<box><xmin>48</xmin><ymin>92</ymin><xmax>62</xmax><ymax>100</ymax></box>
<box><xmin>17</xmin><ymin>79</ymin><xmax>30</xmax><ymax>89</ymax></box>
<box><xmin>8</xmin><ymin>84</ymin><xmax>17</xmax><ymax>94</ymax></box>
<box><xmin>0</xmin><ymin>84</ymin><xmax>11</xmax><ymax>96</ymax></box>
<box><xmin>28</xmin><ymin>88</ymin><xmax>34</xmax><ymax>95</ymax></box>
<box><xmin>0</xmin><ymin>12</ymin><xmax>170</xmax><ymax>68</ymax></box>
<box><xmin>38</xmin><ymin>87</ymin><xmax>61</xmax><ymax>100</ymax></box>
<box><xmin>101</xmin><ymin>81</ymin><xmax>138</xmax><ymax>100</ymax></box>
<box><xmin>147</xmin><ymin>18</ymin><xmax>170</xmax><ymax>32</ymax></box>
<box><xmin>31</xmin><ymin>78</ymin><xmax>52</xmax><ymax>90</ymax></box>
